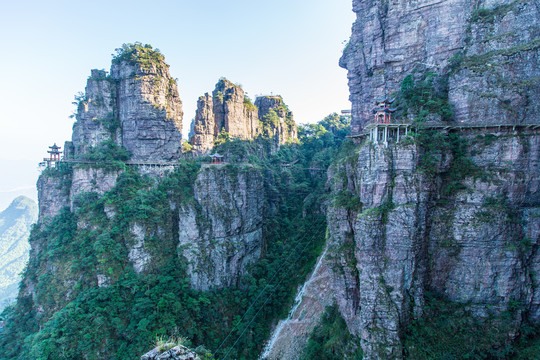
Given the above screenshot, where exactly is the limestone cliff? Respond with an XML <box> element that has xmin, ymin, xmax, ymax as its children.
<box><xmin>340</xmin><ymin>0</ymin><xmax>539</xmax><ymax>132</ymax></box>
<box><xmin>71</xmin><ymin>69</ymin><xmax>119</xmax><ymax>155</ymax></box>
<box><xmin>40</xmin><ymin>45</ymin><xmax>184</xmax><ymax>223</ymax></box>
<box><xmin>72</xmin><ymin>44</ymin><xmax>183</xmax><ymax>161</ymax></box>
<box><xmin>111</xmin><ymin>48</ymin><xmax>183</xmax><ymax>161</ymax></box>
<box><xmin>190</xmin><ymin>79</ymin><xmax>297</xmax><ymax>154</ymax></box>
<box><xmin>264</xmin><ymin>1</ymin><xmax>539</xmax><ymax>359</ymax></box>
<box><xmin>179</xmin><ymin>165</ymin><xmax>265</xmax><ymax>290</ymax></box>
<box><xmin>327</xmin><ymin>131</ymin><xmax>539</xmax><ymax>358</ymax></box>
<box><xmin>1</xmin><ymin>43</ymin><xmax>328</xmax><ymax>360</ymax></box>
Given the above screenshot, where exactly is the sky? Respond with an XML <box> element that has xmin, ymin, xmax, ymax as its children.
<box><xmin>0</xmin><ymin>0</ymin><xmax>355</xmax><ymax>211</ymax></box>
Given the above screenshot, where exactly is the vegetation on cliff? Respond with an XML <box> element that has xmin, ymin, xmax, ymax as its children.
<box><xmin>302</xmin><ymin>304</ymin><xmax>362</xmax><ymax>360</ymax></box>
<box><xmin>112</xmin><ymin>43</ymin><xmax>166</xmax><ymax>71</ymax></box>
<box><xmin>0</xmin><ymin>114</ymin><xmax>349</xmax><ymax>360</ymax></box>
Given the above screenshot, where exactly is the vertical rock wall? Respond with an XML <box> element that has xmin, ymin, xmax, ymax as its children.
<box><xmin>255</xmin><ymin>96</ymin><xmax>298</xmax><ymax>144</ymax></box>
<box><xmin>37</xmin><ymin>173</ymin><xmax>71</xmax><ymax>223</ymax></box>
<box><xmin>449</xmin><ymin>1</ymin><xmax>540</xmax><ymax>124</ymax></box>
<box><xmin>72</xmin><ymin>69</ymin><xmax>118</xmax><ymax>156</ymax></box>
<box><xmin>257</xmin><ymin>1</ymin><xmax>540</xmax><ymax>359</ymax></box>
<box><xmin>325</xmin><ymin>131</ymin><xmax>539</xmax><ymax>359</ymax></box>
<box><xmin>190</xmin><ymin>79</ymin><xmax>297</xmax><ymax>154</ymax></box>
<box><xmin>178</xmin><ymin>166</ymin><xmax>265</xmax><ymax>290</ymax></box>
<box><xmin>111</xmin><ymin>59</ymin><xmax>183</xmax><ymax>161</ymax></box>
<box><xmin>340</xmin><ymin>0</ymin><xmax>540</xmax><ymax>132</ymax></box>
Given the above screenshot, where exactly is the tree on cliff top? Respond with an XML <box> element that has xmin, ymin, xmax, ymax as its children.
<box><xmin>112</xmin><ymin>42</ymin><xmax>166</xmax><ymax>70</ymax></box>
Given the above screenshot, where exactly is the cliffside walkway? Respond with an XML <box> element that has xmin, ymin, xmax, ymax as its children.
<box><xmin>349</xmin><ymin>122</ymin><xmax>540</xmax><ymax>139</ymax></box>
<box><xmin>59</xmin><ymin>160</ymin><xmax>260</xmax><ymax>169</ymax></box>
<box><xmin>60</xmin><ymin>159</ymin><xmax>184</xmax><ymax>168</ymax></box>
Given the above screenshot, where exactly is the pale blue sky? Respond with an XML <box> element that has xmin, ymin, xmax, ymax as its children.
<box><xmin>0</xmin><ymin>0</ymin><xmax>355</xmax><ymax>210</ymax></box>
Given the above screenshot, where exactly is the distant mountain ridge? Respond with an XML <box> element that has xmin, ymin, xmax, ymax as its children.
<box><xmin>0</xmin><ymin>196</ymin><xmax>37</xmax><ymax>311</ymax></box>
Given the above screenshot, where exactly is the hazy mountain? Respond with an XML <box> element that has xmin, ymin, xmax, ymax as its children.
<box><xmin>0</xmin><ymin>196</ymin><xmax>37</xmax><ymax>311</ymax></box>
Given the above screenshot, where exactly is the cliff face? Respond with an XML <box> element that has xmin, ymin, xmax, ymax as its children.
<box><xmin>328</xmin><ymin>0</ymin><xmax>539</xmax><ymax>358</ymax></box>
<box><xmin>72</xmin><ymin>46</ymin><xmax>183</xmax><ymax>162</ymax></box>
<box><xmin>340</xmin><ymin>0</ymin><xmax>540</xmax><ymax>131</ymax></box>
<box><xmin>25</xmin><ymin>46</ymin><xmax>268</xmax><ymax>323</ymax></box>
<box><xmin>328</xmin><ymin>132</ymin><xmax>539</xmax><ymax>358</ymax></box>
<box><xmin>40</xmin><ymin>46</ymin><xmax>184</xmax><ymax>223</ymax></box>
<box><xmin>71</xmin><ymin>69</ymin><xmax>119</xmax><ymax>155</ymax></box>
<box><xmin>263</xmin><ymin>1</ymin><xmax>539</xmax><ymax>359</ymax></box>
<box><xmin>111</xmin><ymin>57</ymin><xmax>183</xmax><ymax>161</ymax></box>
<box><xmin>255</xmin><ymin>96</ymin><xmax>298</xmax><ymax>144</ymax></box>
<box><xmin>190</xmin><ymin>79</ymin><xmax>297</xmax><ymax>154</ymax></box>
<box><xmin>2</xmin><ymin>43</ymin><xmax>324</xmax><ymax>360</ymax></box>
<box><xmin>179</xmin><ymin>166</ymin><xmax>265</xmax><ymax>290</ymax></box>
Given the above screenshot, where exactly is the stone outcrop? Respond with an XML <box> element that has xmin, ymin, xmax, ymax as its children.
<box><xmin>37</xmin><ymin>166</ymin><xmax>121</xmax><ymax>223</ymax></box>
<box><xmin>128</xmin><ymin>222</ymin><xmax>151</xmax><ymax>274</ymax></box>
<box><xmin>37</xmin><ymin>172</ymin><xmax>71</xmax><ymax>223</ymax></box>
<box><xmin>326</xmin><ymin>130</ymin><xmax>539</xmax><ymax>359</ymax></box>
<box><xmin>449</xmin><ymin>1</ymin><xmax>540</xmax><ymax>124</ymax></box>
<box><xmin>340</xmin><ymin>0</ymin><xmax>540</xmax><ymax>132</ymax></box>
<box><xmin>255</xmin><ymin>96</ymin><xmax>298</xmax><ymax>144</ymax></box>
<box><xmin>141</xmin><ymin>344</ymin><xmax>201</xmax><ymax>360</ymax></box>
<box><xmin>259</xmin><ymin>1</ymin><xmax>540</xmax><ymax>359</ymax></box>
<box><xmin>178</xmin><ymin>165</ymin><xmax>265</xmax><ymax>290</ymax></box>
<box><xmin>111</xmin><ymin>57</ymin><xmax>183</xmax><ymax>161</ymax></box>
<box><xmin>189</xmin><ymin>79</ymin><xmax>297</xmax><ymax>154</ymax></box>
<box><xmin>69</xmin><ymin>167</ymin><xmax>121</xmax><ymax>211</ymax></box>
<box><xmin>39</xmin><ymin>45</ymin><xmax>184</xmax><ymax>221</ymax></box>
<box><xmin>72</xmin><ymin>69</ymin><xmax>119</xmax><ymax>155</ymax></box>
<box><xmin>71</xmin><ymin>47</ymin><xmax>183</xmax><ymax>161</ymax></box>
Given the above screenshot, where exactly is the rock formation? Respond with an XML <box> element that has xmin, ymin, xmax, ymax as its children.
<box><xmin>39</xmin><ymin>45</ymin><xmax>184</xmax><ymax>223</ymax></box>
<box><xmin>276</xmin><ymin>1</ymin><xmax>540</xmax><ymax>359</ymax></box>
<box><xmin>179</xmin><ymin>165</ymin><xmax>265</xmax><ymax>290</ymax></box>
<box><xmin>71</xmin><ymin>44</ymin><xmax>183</xmax><ymax>161</ymax></box>
<box><xmin>263</xmin><ymin>1</ymin><xmax>540</xmax><ymax>359</ymax></box>
<box><xmin>340</xmin><ymin>0</ymin><xmax>540</xmax><ymax>132</ymax></box>
<box><xmin>71</xmin><ymin>69</ymin><xmax>119</xmax><ymax>155</ymax></box>
<box><xmin>141</xmin><ymin>344</ymin><xmax>202</xmax><ymax>360</ymax></box>
<box><xmin>111</xmin><ymin>51</ymin><xmax>183</xmax><ymax>161</ymax></box>
<box><xmin>322</xmin><ymin>130</ymin><xmax>539</xmax><ymax>359</ymax></box>
<box><xmin>189</xmin><ymin>78</ymin><xmax>297</xmax><ymax>154</ymax></box>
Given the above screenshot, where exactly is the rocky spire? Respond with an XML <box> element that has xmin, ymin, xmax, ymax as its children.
<box><xmin>111</xmin><ymin>44</ymin><xmax>183</xmax><ymax>161</ymax></box>
<box><xmin>71</xmin><ymin>69</ymin><xmax>118</xmax><ymax>156</ymax></box>
<box><xmin>71</xmin><ymin>44</ymin><xmax>184</xmax><ymax>162</ymax></box>
<box><xmin>189</xmin><ymin>78</ymin><xmax>297</xmax><ymax>154</ymax></box>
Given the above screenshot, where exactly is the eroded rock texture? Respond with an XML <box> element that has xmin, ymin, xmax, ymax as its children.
<box><xmin>326</xmin><ymin>131</ymin><xmax>539</xmax><ymax>359</ymax></box>
<box><xmin>178</xmin><ymin>166</ymin><xmax>265</xmax><ymax>290</ymax></box>
<box><xmin>141</xmin><ymin>344</ymin><xmax>201</xmax><ymax>360</ymax></box>
<box><xmin>40</xmin><ymin>47</ymin><xmax>184</xmax><ymax>221</ymax></box>
<box><xmin>111</xmin><ymin>59</ymin><xmax>183</xmax><ymax>161</ymax></box>
<box><xmin>340</xmin><ymin>0</ymin><xmax>540</xmax><ymax>132</ymax></box>
<box><xmin>72</xmin><ymin>51</ymin><xmax>183</xmax><ymax>161</ymax></box>
<box><xmin>69</xmin><ymin>167</ymin><xmax>121</xmax><ymax>211</ymax></box>
<box><xmin>72</xmin><ymin>69</ymin><xmax>118</xmax><ymax>155</ymax></box>
<box><xmin>37</xmin><ymin>173</ymin><xmax>71</xmax><ymax>223</ymax></box>
<box><xmin>189</xmin><ymin>79</ymin><xmax>297</xmax><ymax>154</ymax></box>
<box><xmin>261</xmin><ymin>1</ymin><xmax>540</xmax><ymax>359</ymax></box>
